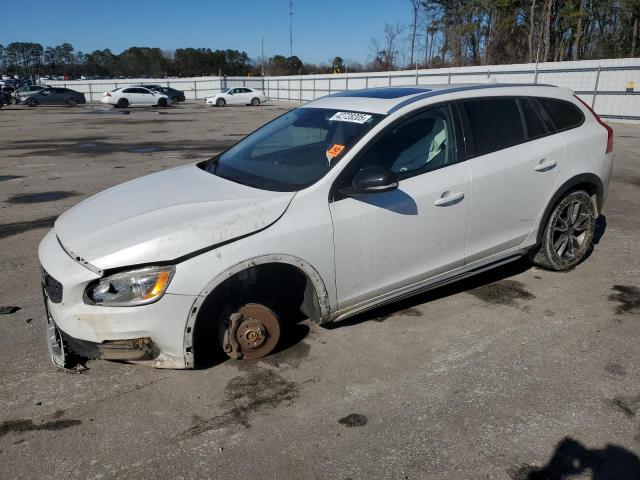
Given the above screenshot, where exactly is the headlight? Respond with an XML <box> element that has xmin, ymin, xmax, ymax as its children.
<box><xmin>86</xmin><ymin>266</ymin><xmax>175</xmax><ymax>307</ymax></box>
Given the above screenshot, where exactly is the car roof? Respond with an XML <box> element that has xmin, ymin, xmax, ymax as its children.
<box><xmin>304</xmin><ymin>83</ymin><xmax>567</xmax><ymax>115</ymax></box>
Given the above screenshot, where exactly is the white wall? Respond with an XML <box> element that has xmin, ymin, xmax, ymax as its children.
<box><xmin>49</xmin><ymin>57</ymin><xmax>640</xmax><ymax>122</ymax></box>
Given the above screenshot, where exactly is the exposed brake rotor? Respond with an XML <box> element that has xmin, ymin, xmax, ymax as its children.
<box><xmin>222</xmin><ymin>303</ymin><xmax>281</xmax><ymax>360</ymax></box>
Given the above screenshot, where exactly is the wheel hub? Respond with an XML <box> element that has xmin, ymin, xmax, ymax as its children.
<box><xmin>221</xmin><ymin>303</ymin><xmax>280</xmax><ymax>360</ymax></box>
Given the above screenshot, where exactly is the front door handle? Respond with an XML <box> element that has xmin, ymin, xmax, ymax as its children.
<box><xmin>434</xmin><ymin>191</ymin><xmax>464</xmax><ymax>207</ymax></box>
<box><xmin>534</xmin><ymin>159</ymin><xmax>557</xmax><ymax>172</ymax></box>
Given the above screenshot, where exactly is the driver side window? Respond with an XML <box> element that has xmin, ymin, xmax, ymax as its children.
<box><xmin>353</xmin><ymin>105</ymin><xmax>455</xmax><ymax>180</ymax></box>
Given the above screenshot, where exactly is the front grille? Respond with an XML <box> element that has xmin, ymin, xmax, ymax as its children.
<box><xmin>42</xmin><ymin>269</ymin><xmax>63</xmax><ymax>303</ymax></box>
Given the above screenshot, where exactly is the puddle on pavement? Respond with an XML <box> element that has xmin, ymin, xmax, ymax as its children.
<box><xmin>0</xmin><ymin>418</ymin><xmax>81</xmax><ymax>438</ymax></box>
<box><xmin>0</xmin><ymin>216</ymin><xmax>57</xmax><ymax>239</ymax></box>
<box><xmin>175</xmin><ymin>364</ymin><xmax>300</xmax><ymax>440</ymax></box>
<box><xmin>0</xmin><ymin>175</ymin><xmax>24</xmax><ymax>182</ymax></box>
<box><xmin>469</xmin><ymin>279</ymin><xmax>535</xmax><ymax>308</ymax></box>
<box><xmin>338</xmin><ymin>413</ymin><xmax>368</xmax><ymax>427</ymax></box>
<box><xmin>6</xmin><ymin>191</ymin><xmax>79</xmax><ymax>204</ymax></box>
<box><xmin>127</xmin><ymin>146</ymin><xmax>167</xmax><ymax>154</ymax></box>
<box><xmin>609</xmin><ymin>285</ymin><xmax>640</xmax><ymax>315</ymax></box>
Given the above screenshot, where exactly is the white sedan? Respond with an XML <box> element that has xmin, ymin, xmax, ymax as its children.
<box><xmin>205</xmin><ymin>87</ymin><xmax>267</xmax><ymax>107</ymax></box>
<box><xmin>101</xmin><ymin>86</ymin><xmax>170</xmax><ymax>108</ymax></box>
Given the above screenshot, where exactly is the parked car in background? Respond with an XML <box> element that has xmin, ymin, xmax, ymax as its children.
<box><xmin>0</xmin><ymin>91</ymin><xmax>10</xmax><ymax>106</ymax></box>
<box><xmin>24</xmin><ymin>87</ymin><xmax>86</xmax><ymax>107</ymax></box>
<box><xmin>14</xmin><ymin>85</ymin><xmax>49</xmax><ymax>104</ymax></box>
<box><xmin>205</xmin><ymin>87</ymin><xmax>267</xmax><ymax>107</ymax></box>
<box><xmin>138</xmin><ymin>84</ymin><xmax>186</xmax><ymax>103</ymax></box>
<box><xmin>101</xmin><ymin>86</ymin><xmax>170</xmax><ymax>108</ymax></box>
<box><xmin>1</xmin><ymin>85</ymin><xmax>17</xmax><ymax>103</ymax></box>
<box><xmin>39</xmin><ymin>84</ymin><xmax>613</xmax><ymax>370</ymax></box>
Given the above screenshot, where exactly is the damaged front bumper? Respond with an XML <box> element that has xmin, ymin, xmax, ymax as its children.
<box><xmin>62</xmin><ymin>328</ymin><xmax>157</xmax><ymax>361</ymax></box>
<box><xmin>39</xmin><ymin>229</ymin><xmax>198</xmax><ymax>369</ymax></box>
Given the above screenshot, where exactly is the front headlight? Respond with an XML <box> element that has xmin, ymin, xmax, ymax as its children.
<box><xmin>85</xmin><ymin>266</ymin><xmax>175</xmax><ymax>307</ymax></box>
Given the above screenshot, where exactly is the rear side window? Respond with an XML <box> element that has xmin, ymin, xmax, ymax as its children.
<box><xmin>462</xmin><ymin>98</ymin><xmax>525</xmax><ymax>157</ymax></box>
<box><xmin>538</xmin><ymin>98</ymin><xmax>584</xmax><ymax>130</ymax></box>
<box><xmin>519</xmin><ymin>98</ymin><xmax>548</xmax><ymax>138</ymax></box>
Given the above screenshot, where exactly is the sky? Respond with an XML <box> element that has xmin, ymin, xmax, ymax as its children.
<box><xmin>0</xmin><ymin>0</ymin><xmax>414</xmax><ymax>65</ymax></box>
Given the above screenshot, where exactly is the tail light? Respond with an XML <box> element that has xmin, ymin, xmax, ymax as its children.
<box><xmin>574</xmin><ymin>95</ymin><xmax>613</xmax><ymax>154</ymax></box>
<box><xmin>104</xmin><ymin>92</ymin><xmax>111</xmax><ymax>97</ymax></box>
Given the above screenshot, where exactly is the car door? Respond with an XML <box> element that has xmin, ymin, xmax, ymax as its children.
<box><xmin>139</xmin><ymin>88</ymin><xmax>156</xmax><ymax>105</ymax></box>
<box><xmin>227</xmin><ymin>88</ymin><xmax>242</xmax><ymax>105</ymax></box>
<box><xmin>120</xmin><ymin>88</ymin><xmax>136</xmax><ymax>105</ymax></box>
<box><xmin>38</xmin><ymin>89</ymin><xmax>56</xmax><ymax>105</ymax></box>
<box><xmin>460</xmin><ymin>97</ymin><xmax>564</xmax><ymax>263</ymax></box>
<box><xmin>330</xmin><ymin>104</ymin><xmax>472</xmax><ymax>310</ymax></box>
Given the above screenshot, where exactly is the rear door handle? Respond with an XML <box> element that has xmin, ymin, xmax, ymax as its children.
<box><xmin>434</xmin><ymin>191</ymin><xmax>464</xmax><ymax>207</ymax></box>
<box><xmin>534</xmin><ymin>159</ymin><xmax>557</xmax><ymax>172</ymax></box>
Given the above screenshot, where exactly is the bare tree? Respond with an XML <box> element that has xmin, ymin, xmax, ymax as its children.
<box><xmin>409</xmin><ymin>0</ymin><xmax>421</xmax><ymax>68</ymax></box>
<box><xmin>383</xmin><ymin>22</ymin><xmax>405</xmax><ymax>70</ymax></box>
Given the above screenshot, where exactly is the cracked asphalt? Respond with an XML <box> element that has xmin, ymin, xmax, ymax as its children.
<box><xmin>0</xmin><ymin>102</ymin><xmax>639</xmax><ymax>479</ymax></box>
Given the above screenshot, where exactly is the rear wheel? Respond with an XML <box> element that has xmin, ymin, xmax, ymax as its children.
<box><xmin>250</xmin><ymin>97</ymin><xmax>260</xmax><ymax>106</ymax></box>
<box><xmin>10</xmin><ymin>96</ymin><xmax>17</xmax><ymax>105</ymax></box>
<box><xmin>116</xmin><ymin>98</ymin><xmax>129</xmax><ymax>108</ymax></box>
<box><xmin>157</xmin><ymin>97</ymin><xmax>168</xmax><ymax>108</ymax></box>
<box><xmin>66</xmin><ymin>97</ymin><xmax>78</xmax><ymax>107</ymax></box>
<box><xmin>216</xmin><ymin>98</ymin><xmax>226</xmax><ymax>107</ymax></box>
<box><xmin>26</xmin><ymin>97</ymin><xmax>37</xmax><ymax>107</ymax></box>
<box><xmin>531</xmin><ymin>190</ymin><xmax>597</xmax><ymax>271</ymax></box>
<box><xmin>171</xmin><ymin>95</ymin><xmax>180</xmax><ymax>103</ymax></box>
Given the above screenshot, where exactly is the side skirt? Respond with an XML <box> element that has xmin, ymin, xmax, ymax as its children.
<box><xmin>330</xmin><ymin>251</ymin><xmax>528</xmax><ymax>323</ymax></box>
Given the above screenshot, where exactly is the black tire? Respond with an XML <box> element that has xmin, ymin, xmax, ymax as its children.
<box><xmin>10</xmin><ymin>96</ymin><xmax>17</xmax><ymax>105</ymax></box>
<box><xmin>250</xmin><ymin>97</ymin><xmax>260</xmax><ymax>106</ymax></box>
<box><xmin>26</xmin><ymin>97</ymin><xmax>37</xmax><ymax>107</ymax></box>
<box><xmin>116</xmin><ymin>98</ymin><xmax>129</xmax><ymax>108</ymax></box>
<box><xmin>216</xmin><ymin>98</ymin><xmax>226</xmax><ymax>107</ymax></box>
<box><xmin>66</xmin><ymin>97</ymin><xmax>78</xmax><ymax>107</ymax></box>
<box><xmin>531</xmin><ymin>190</ymin><xmax>597</xmax><ymax>271</ymax></box>
<box><xmin>171</xmin><ymin>96</ymin><xmax>180</xmax><ymax>103</ymax></box>
<box><xmin>157</xmin><ymin>97</ymin><xmax>168</xmax><ymax>108</ymax></box>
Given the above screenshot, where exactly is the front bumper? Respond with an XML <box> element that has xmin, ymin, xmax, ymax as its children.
<box><xmin>38</xmin><ymin>229</ymin><xmax>198</xmax><ymax>368</ymax></box>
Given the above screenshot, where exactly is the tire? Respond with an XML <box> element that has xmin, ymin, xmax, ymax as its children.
<box><xmin>531</xmin><ymin>190</ymin><xmax>597</xmax><ymax>271</ymax></box>
<box><xmin>216</xmin><ymin>98</ymin><xmax>226</xmax><ymax>107</ymax></box>
<box><xmin>66</xmin><ymin>97</ymin><xmax>78</xmax><ymax>107</ymax></box>
<box><xmin>171</xmin><ymin>96</ymin><xmax>180</xmax><ymax>103</ymax></box>
<box><xmin>26</xmin><ymin>97</ymin><xmax>37</xmax><ymax>107</ymax></box>
<box><xmin>10</xmin><ymin>96</ymin><xmax>17</xmax><ymax>105</ymax></box>
<box><xmin>250</xmin><ymin>97</ymin><xmax>260</xmax><ymax>106</ymax></box>
<box><xmin>116</xmin><ymin>98</ymin><xmax>129</xmax><ymax>108</ymax></box>
<box><xmin>157</xmin><ymin>98</ymin><xmax>168</xmax><ymax>108</ymax></box>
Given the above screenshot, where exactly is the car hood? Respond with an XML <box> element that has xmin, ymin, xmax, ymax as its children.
<box><xmin>54</xmin><ymin>164</ymin><xmax>295</xmax><ymax>271</ymax></box>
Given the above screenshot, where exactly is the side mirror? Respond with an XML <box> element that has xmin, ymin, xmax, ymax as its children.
<box><xmin>341</xmin><ymin>166</ymin><xmax>399</xmax><ymax>196</ymax></box>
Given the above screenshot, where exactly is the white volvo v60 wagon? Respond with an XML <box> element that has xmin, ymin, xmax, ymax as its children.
<box><xmin>39</xmin><ymin>84</ymin><xmax>614</xmax><ymax>369</ymax></box>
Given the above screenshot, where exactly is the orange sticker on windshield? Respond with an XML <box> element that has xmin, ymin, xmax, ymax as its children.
<box><xmin>327</xmin><ymin>144</ymin><xmax>345</xmax><ymax>159</ymax></box>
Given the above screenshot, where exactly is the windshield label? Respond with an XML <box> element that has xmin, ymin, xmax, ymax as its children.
<box><xmin>329</xmin><ymin>111</ymin><xmax>373</xmax><ymax>124</ymax></box>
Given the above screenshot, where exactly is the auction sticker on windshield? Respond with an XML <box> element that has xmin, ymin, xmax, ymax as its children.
<box><xmin>329</xmin><ymin>111</ymin><xmax>373</xmax><ymax>124</ymax></box>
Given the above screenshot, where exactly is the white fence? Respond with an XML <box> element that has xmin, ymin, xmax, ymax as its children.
<box><xmin>49</xmin><ymin>57</ymin><xmax>640</xmax><ymax>122</ymax></box>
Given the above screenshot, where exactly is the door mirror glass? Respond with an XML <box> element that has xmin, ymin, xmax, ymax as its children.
<box><xmin>343</xmin><ymin>166</ymin><xmax>398</xmax><ymax>196</ymax></box>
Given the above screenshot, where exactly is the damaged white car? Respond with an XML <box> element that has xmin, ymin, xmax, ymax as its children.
<box><xmin>39</xmin><ymin>84</ymin><xmax>613</xmax><ymax>369</ymax></box>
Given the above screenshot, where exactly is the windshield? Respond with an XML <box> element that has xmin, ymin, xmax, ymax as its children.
<box><xmin>201</xmin><ymin>108</ymin><xmax>383</xmax><ymax>191</ymax></box>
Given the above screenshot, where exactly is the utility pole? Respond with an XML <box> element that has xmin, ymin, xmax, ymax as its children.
<box><xmin>261</xmin><ymin>36</ymin><xmax>265</xmax><ymax>76</ymax></box>
<box><xmin>289</xmin><ymin>0</ymin><xmax>293</xmax><ymax>58</ymax></box>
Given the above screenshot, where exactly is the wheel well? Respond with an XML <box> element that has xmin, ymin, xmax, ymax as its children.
<box><xmin>190</xmin><ymin>262</ymin><xmax>321</xmax><ymax>367</ymax></box>
<box><xmin>536</xmin><ymin>174</ymin><xmax>603</xmax><ymax>245</ymax></box>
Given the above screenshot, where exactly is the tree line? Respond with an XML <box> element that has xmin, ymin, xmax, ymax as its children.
<box><xmin>0</xmin><ymin>42</ymin><xmax>354</xmax><ymax>78</ymax></box>
<box><xmin>373</xmin><ymin>0</ymin><xmax>640</xmax><ymax>70</ymax></box>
